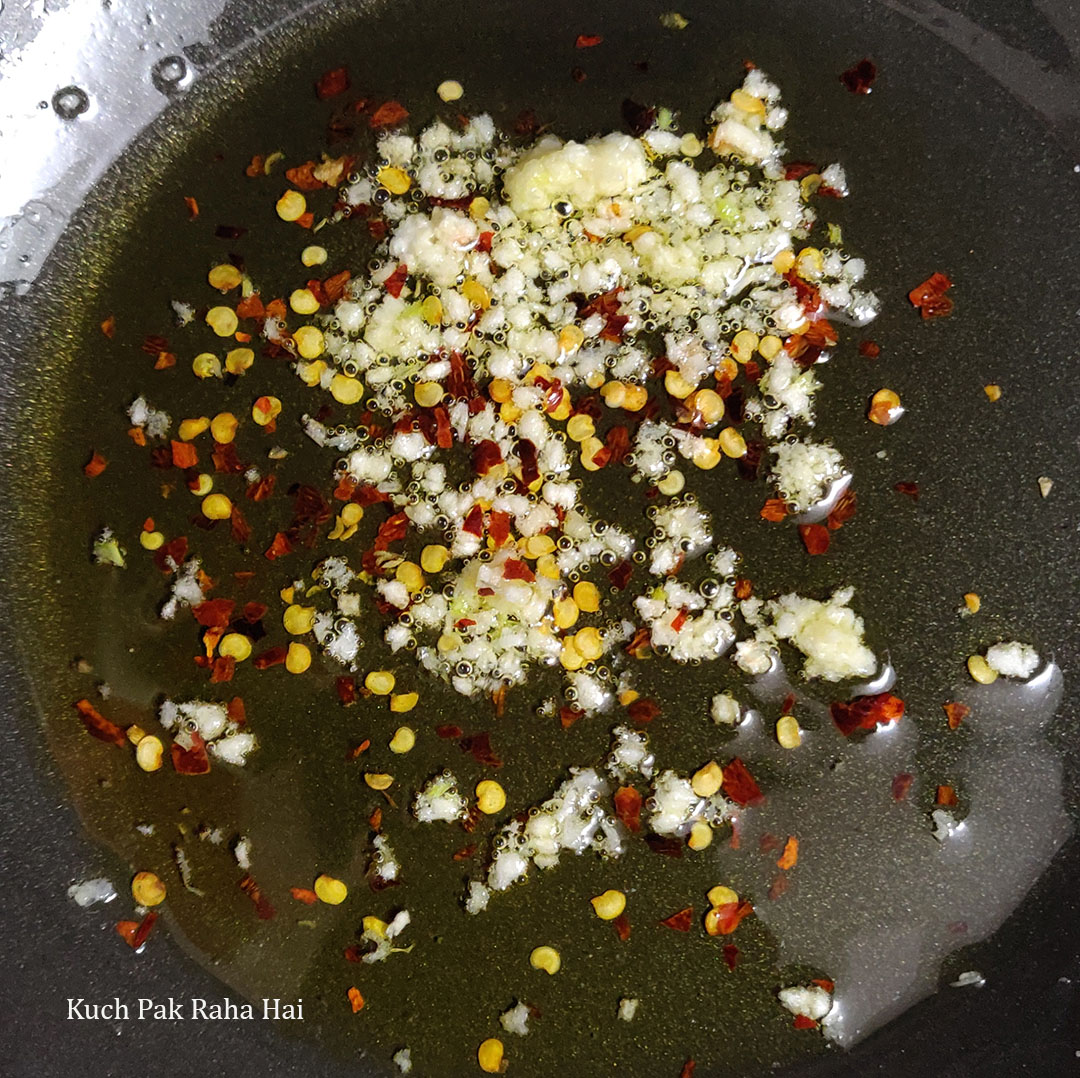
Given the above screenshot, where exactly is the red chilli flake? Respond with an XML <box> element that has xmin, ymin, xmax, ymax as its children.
<box><xmin>840</xmin><ymin>58</ymin><xmax>877</xmax><ymax>94</ymax></box>
<box><xmin>575</xmin><ymin>33</ymin><xmax>603</xmax><ymax>47</ymax></box>
<box><xmin>459</xmin><ymin>731</ymin><xmax>503</xmax><ymax>768</ymax></box>
<box><xmin>793</xmin><ymin>1015</ymin><xmax>819</xmax><ymax>1030</ymax></box>
<box><xmin>936</xmin><ymin>784</ymin><xmax>959</xmax><ymax>807</ymax></box>
<box><xmin>826</xmin><ymin>489</ymin><xmax>857</xmax><ymax>530</ymax></box>
<box><xmin>436</xmin><ymin>724</ymin><xmax>464</xmax><ymax>739</ymax></box>
<box><xmin>253</xmin><ymin>646</ymin><xmax>288</xmax><ymax>670</ymax></box>
<box><xmin>384</xmin><ymin>263</ymin><xmax>408</xmax><ymax>298</ymax></box>
<box><xmin>559</xmin><ymin>705</ymin><xmax>585</xmax><ymax>729</ymax></box>
<box><xmin>83</xmin><ymin>451</ymin><xmax>108</xmax><ymax>477</ymax></box>
<box><xmin>680</xmin><ymin>1061</ymin><xmax>697</xmax><ymax>1078</ymax></box>
<box><xmin>770</xmin><ymin>875</ymin><xmax>789</xmax><ymax>902</ymax></box>
<box><xmin>116</xmin><ymin>911</ymin><xmax>158</xmax><ymax>950</ymax></box>
<box><xmin>798</xmin><ymin>523</ymin><xmax>831</xmax><ymax>556</ymax></box>
<box><xmin>859</xmin><ymin>339</ymin><xmax>881</xmax><ymax>358</ymax></box>
<box><xmin>336</xmin><ymin>676</ymin><xmax>358</xmax><ymax>705</ymax></box>
<box><xmin>73</xmin><ymin>699</ymin><xmax>127</xmax><ymax>747</ymax></box>
<box><xmin>944</xmin><ymin>701</ymin><xmax>971</xmax><ymax>730</ymax></box>
<box><xmin>517</xmin><ymin>438</ymin><xmax>540</xmax><ymax>486</ymax></box>
<box><xmin>909</xmin><ymin>272</ymin><xmax>954</xmax><ymax>319</ymax></box>
<box><xmin>777</xmin><ymin>836</ymin><xmax>800</xmax><ymax>870</ymax></box>
<box><xmin>831</xmin><ymin>692</ymin><xmax>905</xmax><ymax>737</ymax></box>
<box><xmin>315</xmin><ymin>66</ymin><xmax>350</xmax><ymax>99</ymax></box>
<box><xmin>614</xmin><ymin>786</ymin><xmax>642</xmax><ymax>833</ymax></box>
<box><xmin>760</xmin><ymin>498</ymin><xmax>789</xmax><ymax>522</ymax></box>
<box><xmin>472</xmin><ymin>439</ymin><xmax>503</xmax><ymax>476</ymax></box>
<box><xmin>238</xmin><ymin>875</ymin><xmax>276</xmax><ymax>919</ymax></box>
<box><xmin>627</xmin><ymin>697</ymin><xmax>660</xmax><ymax>724</ymax></box>
<box><xmin>370</xmin><ymin>100</ymin><xmax>409</xmax><ymax>128</ymax></box>
<box><xmin>891</xmin><ymin>772</ymin><xmax>914</xmax><ymax>801</ymax></box>
<box><xmin>608</xmin><ymin>560</ymin><xmax>633</xmax><ymax>591</ymax></box>
<box><xmin>722</xmin><ymin>944</ymin><xmax>740</xmax><ymax>971</ymax></box>
<box><xmin>722</xmin><ymin>758</ymin><xmax>764</xmax><ymax>806</ymax></box>
<box><xmin>644</xmin><ymin>834</ymin><xmax>683</xmax><ymax>858</ymax></box>
<box><xmin>660</xmin><ymin>906</ymin><xmax>694</xmax><ymax>932</ymax></box>
<box><xmin>613</xmin><ymin>912</ymin><xmax>631</xmax><ymax>942</ymax></box>
<box><xmin>503</xmin><ymin>558</ymin><xmax>535</xmax><ymax>583</ymax></box>
<box><xmin>192</xmin><ymin>598</ymin><xmax>235</xmax><ymax>629</ymax></box>
<box><xmin>894</xmin><ymin>480</ymin><xmax>921</xmax><ymax>501</ymax></box>
<box><xmin>711</xmin><ymin>901</ymin><xmax>754</xmax><ymax>935</ymax></box>
<box><xmin>183</xmin><ymin>196</ymin><xmax>199</xmax><ymax>219</ymax></box>
<box><xmin>462</xmin><ymin>504</ymin><xmax>484</xmax><ymax>537</ymax></box>
<box><xmin>290</xmin><ymin>887</ymin><xmax>319</xmax><ymax>905</ymax></box>
<box><xmin>171</xmin><ymin>731</ymin><xmax>211</xmax><ymax>775</ymax></box>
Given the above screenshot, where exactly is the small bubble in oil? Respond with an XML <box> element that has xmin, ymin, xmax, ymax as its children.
<box><xmin>151</xmin><ymin>55</ymin><xmax>189</xmax><ymax>95</ymax></box>
<box><xmin>52</xmin><ymin>86</ymin><xmax>90</xmax><ymax>120</ymax></box>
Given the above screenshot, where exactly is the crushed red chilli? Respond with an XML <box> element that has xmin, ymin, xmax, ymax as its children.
<box><xmin>831</xmin><ymin>692</ymin><xmax>905</xmax><ymax>737</ymax></box>
<box><xmin>660</xmin><ymin>906</ymin><xmax>694</xmax><ymax>932</ymax></box>
<box><xmin>943</xmin><ymin>701</ymin><xmax>970</xmax><ymax>730</ymax></box>
<box><xmin>721</xmin><ymin>758</ymin><xmax>764</xmax><ymax>806</ymax></box>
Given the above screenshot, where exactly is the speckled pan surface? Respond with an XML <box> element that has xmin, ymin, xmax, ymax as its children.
<box><xmin>1</xmin><ymin>1</ymin><xmax>1079</xmax><ymax>1076</ymax></box>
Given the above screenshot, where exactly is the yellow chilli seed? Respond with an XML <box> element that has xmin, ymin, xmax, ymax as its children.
<box><xmin>964</xmin><ymin>592</ymin><xmax>981</xmax><ymax>614</ymax></box>
<box><xmin>476</xmin><ymin>779</ymin><xmax>507</xmax><ymax>815</ymax></box>
<box><xmin>279</xmin><ymin>585</ymin><xmax>295</xmax><ymax>603</ymax></box>
<box><xmin>618</xmin><ymin>689</ymin><xmax>639</xmax><ymax>706</ymax></box>
<box><xmin>294</xmin><ymin>326</ymin><xmax>326</xmax><ymax>360</ymax></box>
<box><xmin>967</xmin><ymin>654</ymin><xmax>998</xmax><ymax>684</ymax></box>
<box><xmin>621</xmin><ymin>384</ymin><xmax>648</xmax><ymax>412</ymax></box>
<box><xmin>772</xmin><ymin>249</ymin><xmax>796</xmax><ymax>274</ymax></box>
<box><xmin>707</xmin><ymin>885</ymin><xmax>739</xmax><ymax>908</ymax></box>
<box><xmin>536</xmin><ymin>554</ymin><xmax>560</xmax><ymax>580</ymax></box>
<box><xmin>201</xmin><ymin>493</ymin><xmax>232</xmax><ymax>520</ymax></box>
<box><xmin>135</xmin><ymin>735</ymin><xmax>164</xmax><ymax>772</ymax></box>
<box><xmin>656</xmin><ymin>470</ymin><xmax>685</xmax><ymax>496</ymax></box>
<box><xmin>377</xmin><ymin>165</ymin><xmax>412</xmax><ymax>195</ymax></box>
<box><xmin>252</xmin><ymin>396</ymin><xmax>282</xmax><ymax>426</ymax></box>
<box><xmin>526</xmin><ymin>362</ymin><xmax>553</xmax><ymax>385</ymax></box>
<box><xmin>209</xmin><ymin>412</ymin><xmax>239</xmax><ymax>445</ymax></box>
<box><xmin>717</xmin><ymin>427</ymin><xmax>748</xmax><ymax>458</ymax></box>
<box><xmin>558</xmin><ymin>324</ymin><xmax>585</xmax><ymax>355</ymax></box>
<box><xmin>623</xmin><ymin>223</ymin><xmax>652</xmax><ymax>243</ymax></box>
<box><xmin>688</xmin><ymin>389</ymin><xmax>723</xmax><ymax>427</ymax></box>
<box><xmin>415</xmin><ymin>380</ymin><xmax>444</xmax><ymax>407</ymax></box>
<box><xmin>691</xmin><ymin>760</ymin><xmax>724</xmax><ymax>797</ymax></box>
<box><xmin>731</xmin><ymin>329</ymin><xmax>760</xmax><ymax>363</ymax></box>
<box><xmin>290</xmin><ymin>288</ymin><xmax>321</xmax><ymax>315</ymax></box>
<box><xmin>796</xmin><ymin>246</ymin><xmax>825</xmax><ymax>278</ymax></box>
<box><xmin>468</xmin><ymin>195</ymin><xmax>491</xmax><ymax>220</ymax></box>
<box><xmin>395</xmin><ymin>561</ymin><xmax>424</xmax><ymax>593</ymax></box>
<box><xmin>730</xmin><ymin>88</ymin><xmax>766</xmax><ymax>115</ymax></box>
<box><xmin>389</xmin><ymin>726</ymin><xmax>416</xmax><ymax>754</ymax></box>
<box><xmin>548</xmin><ymin>388</ymin><xmax>571</xmax><ymax>421</ymax></box>
<box><xmin>364</xmin><ymin>772</ymin><xmax>394</xmax><ymax>791</ymax></box>
<box><xmin>437</xmin><ymin>78</ymin><xmax>464</xmax><ymax>102</ymax></box>
<box><xmin>341</xmin><ymin>503</ymin><xmax>364</xmax><ymax>527</ymax></box>
<box><xmin>301</xmin><ymin>245</ymin><xmax>327</xmax><ymax>267</ymax></box>
<box><xmin>365</xmin><ymin>670</ymin><xmax>396</xmax><ymax>695</ymax></box>
<box><xmin>437</xmin><ymin>632</ymin><xmax>460</xmax><ymax>654</ymax></box>
<box><xmin>178</xmin><ymin>416</ymin><xmax>211</xmax><ymax>441</ymax></box>
<box><xmin>206</xmin><ymin>306</ymin><xmax>239</xmax><ymax>337</ymax></box>
<box><xmin>552</xmin><ymin>595</ymin><xmax>579</xmax><ymax>630</ymax></box>
<box><xmin>225</xmin><ymin>347</ymin><xmax>255</xmax><ymax>375</ymax></box>
<box><xmin>208</xmin><ymin>263</ymin><xmax>243</xmax><ymax>291</ymax></box>
<box><xmin>192</xmin><ymin>352</ymin><xmax>222</xmax><ymax>379</ymax></box>
<box><xmin>477</xmin><ymin>1038</ymin><xmax>504</xmax><ymax>1074</ymax></box>
<box><xmin>984</xmin><ymin>383</ymin><xmax>1002</xmax><ymax>402</ymax></box>
<box><xmin>276</xmin><ymin>190</ymin><xmax>307</xmax><ymax>221</ymax></box>
<box><xmin>329</xmin><ymin>373</ymin><xmax>363</xmax><ymax>404</ymax></box>
<box><xmin>688</xmin><ymin>820</ymin><xmax>714</xmax><ymax>851</ymax></box>
<box><xmin>566</xmin><ymin>413</ymin><xmax>595</xmax><ymax>442</ymax></box>
<box><xmin>489</xmin><ymin>378</ymin><xmax>513</xmax><ymax>403</ymax></box>
<box><xmin>776</xmin><ymin>714</ymin><xmax>802</xmax><ymax>749</ymax></box>
<box><xmin>420</xmin><ymin>295</ymin><xmax>444</xmax><ymax>326</ymax></box>
<box><xmin>600</xmin><ymin>381</ymin><xmax>626</xmax><ymax>408</ymax></box>
<box><xmin>590</xmin><ymin>889</ymin><xmax>626</xmax><ymax>921</ymax></box>
<box><xmin>530</xmin><ymin>946</ymin><xmax>561</xmax><ymax>975</ymax></box>
<box><xmin>461</xmin><ymin>279</ymin><xmax>490</xmax><ymax>310</ymax></box>
<box><xmin>559</xmin><ymin>638</ymin><xmax>585</xmax><ymax>671</ymax></box>
<box><xmin>131</xmin><ymin>871</ymin><xmax>166</xmax><ymax>907</ymax></box>
<box><xmin>580</xmin><ymin>436</ymin><xmax>605</xmax><ymax>472</ymax></box>
<box><xmin>362</xmin><ymin>915</ymin><xmax>388</xmax><ymax>936</ymax></box>
<box><xmin>523</xmin><ymin>534</ymin><xmax>555</xmax><ymax>558</ymax></box>
<box><xmin>390</xmin><ymin>691</ymin><xmax>419</xmax><ymax>713</ymax></box>
<box><xmin>421</xmin><ymin>544</ymin><xmax>450</xmax><ymax>573</ymax></box>
<box><xmin>286</xmin><ymin>643</ymin><xmax>312</xmax><ymax>674</ymax></box>
<box><xmin>573</xmin><ymin>581</ymin><xmax>600</xmax><ymax>613</ymax></box>
<box><xmin>190</xmin><ymin>473</ymin><xmax>213</xmax><ymax>497</ymax></box>
<box><xmin>758</xmin><ymin>334</ymin><xmax>783</xmax><ymax>360</ymax></box>
<box><xmin>664</xmin><ymin>369</ymin><xmax>696</xmax><ymax>399</ymax></box>
<box><xmin>218</xmin><ymin>633</ymin><xmax>253</xmax><ymax>662</ymax></box>
<box><xmin>283</xmin><ymin>604</ymin><xmax>316</xmax><ymax>635</ymax></box>
<box><xmin>574</xmin><ymin>626</ymin><xmax>603</xmax><ymax>661</ymax></box>
<box><xmin>298</xmin><ymin>359</ymin><xmax>327</xmax><ymax>386</ymax></box>
<box><xmin>680</xmin><ymin>132</ymin><xmax>704</xmax><ymax>157</ymax></box>
<box><xmin>313</xmin><ymin>874</ymin><xmax>347</xmax><ymax>905</ymax></box>
<box><xmin>140</xmin><ymin>530</ymin><xmax>165</xmax><ymax>551</ymax></box>
<box><xmin>693</xmin><ymin>438</ymin><xmax>722</xmax><ymax>470</ymax></box>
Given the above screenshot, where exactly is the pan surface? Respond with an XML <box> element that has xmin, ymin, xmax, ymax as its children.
<box><xmin>1</xmin><ymin>1</ymin><xmax>1078</xmax><ymax>1076</ymax></box>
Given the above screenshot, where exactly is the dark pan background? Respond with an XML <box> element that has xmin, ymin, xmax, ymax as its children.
<box><xmin>1</xmin><ymin>1</ymin><xmax>1079</xmax><ymax>1075</ymax></box>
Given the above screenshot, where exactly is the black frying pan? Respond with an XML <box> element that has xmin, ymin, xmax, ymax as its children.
<box><xmin>2</xmin><ymin>1</ymin><xmax>1079</xmax><ymax>1075</ymax></box>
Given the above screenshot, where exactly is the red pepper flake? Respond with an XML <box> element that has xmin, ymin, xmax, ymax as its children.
<box><xmin>290</xmin><ymin>887</ymin><xmax>318</xmax><ymax>905</ymax></box>
<box><xmin>760</xmin><ymin>498</ymin><xmax>789</xmax><ymax>522</ymax></box>
<box><xmin>73</xmin><ymin>699</ymin><xmax>127</xmax><ymax>747</ymax></box>
<box><xmin>264</xmin><ymin>531</ymin><xmax>293</xmax><ymax>560</ymax></box>
<box><xmin>384</xmin><ymin>263</ymin><xmax>408</xmax><ymax>297</ymax></box>
<box><xmin>812</xmin><ymin>978</ymin><xmax>835</xmax><ymax>993</ymax></box>
<box><xmin>670</xmin><ymin>608</ymin><xmax>689</xmax><ymax>633</ymax></box>
<box><xmin>212</xmin><ymin>442</ymin><xmax>245</xmax><ymax>474</ymax></box>
<box><xmin>183</xmin><ymin>196</ymin><xmax>199</xmax><ymax>219</ymax></box>
<box><xmin>943</xmin><ymin>701</ymin><xmax>970</xmax><ymax>730</ymax></box>
<box><xmin>909</xmin><ymin>272</ymin><xmax>954</xmax><ymax>319</ymax></box>
<box><xmin>461</xmin><ymin>503</ymin><xmax>484</xmax><ymax>537</ymax></box>
<box><xmin>296</xmin><ymin>211</ymin><xmax>315</xmax><ymax>229</ymax></box>
<box><xmin>83</xmin><ymin>450</ymin><xmax>108</xmax><ymax>477</ymax></box>
<box><xmin>624</xmin><ymin>626</ymin><xmax>652</xmax><ymax>660</ymax></box>
<box><xmin>936</xmin><ymin>784</ymin><xmax>958</xmax><ymax>807</ymax></box>
<box><xmin>347</xmin><ymin>987</ymin><xmax>365</xmax><ymax>1014</ymax></box>
<box><xmin>733</xmin><ymin>578</ymin><xmax>753</xmax><ymax>601</ymax></box>
<box><xmin>826</xmin><ymin>489</ymin><xmax>857</xmax><ymax>530</ymax></box>
<box><xmin>559</xmin><ymin>705</ymin><xmax>585</xmax><ymax>729</ymax></box>
<box><xmin>476</xmin><ymin>230</ymin><xmax>494</xmax><ymax>253</ymax></box>
<box><xmin>859</xmin><ymin>339</ymin><xmax>881</xmax><ymax>358</ymax></box>
<box><xmin>710</xmin><ymin>900</ymin><xmax>754</xmax><ymax>935</ymax></box>
<box><xmin>336</xmin><ymin>676</ymin><xmax>358</xmax><ymax>705</ymax></box>
<box><xmin>472</xmin><ymin>438</ymin><xmax>504</xmax><ymax>476</ymax></box>
<box><xmin>784</xmin><ymin>161</ymin><xmax>818</xmax><ymax>181</ymax></box>
<box><xmin>436</xmin><ymin>723</ymin><xmax>464</xmax><ymax>739</ymax></box>
<box><xmin>891</xmin><ymin>772</ymin><xmax>914</xmax><ymax>801</ymax></box>
<box><xmin>229</xmin><ymin>505</ymin><xmax>251</xmax><ymax>544</ymax></box>
<box><xmin>226</xmin><ymin>697</ymin><xmax>247</xmax><ymax>726</ymax></box>
<box><xmin>253</xmin><ymin>645</ymin><xmax>288</xmax><ymax>669</ymax></box>
<box><xmin>236</xmin><ymin>293</ymin><xmax>265</xmax><ymax>320</ymax></box>
<box><xmin>152</xmin><ymin>535</ymin><xmax>188</xmax><ymax>574</ymax></box>
<box><xmin>488</xmin><ymin>510</ymin><xmax>511</xmax><ymax>548</ymax></box>
<box><xmin>798</xmin><ymin>523</ymin><xmax>831</xmax><ymax>555</ymax></box>
<box><xmin>239</xmin><ymin>875</ymin><xmax>276</xmax><ymax>920</ymax></box>
<box><xmin>768</xmin><ymin>874</ymin><xmax>790</xmax><ymax>900</ymax></box>
<box><xmin>608</xmin><ymin>560</ymin><xmax>633</xmax><ymax>591</ymax></box>
<box><xmin>621</xmin><ymin>98</ymin><xmax>657</xmax><ymax>137</ymax></box>
<box><xmin>777</xmin><ymin>836</ymin><xmax>799</xmax><ymax>870</ymax></box>
<box><xmin>503</xmin><ymin>557</ymin><xmax>535</xmax><ymax>583</ymax></box>
<box><xmin>192</xmin><ymin>598</ymin><xmax>235</xmax><ymax>629</ymax></box>
<box><xmin>627</xmin><ymin>697</ymin><xmax>660</xmax><ymax>724</ymax></box>
<box><xmin>459</xmin><ymin>731</ymin><xmax>503</xmax><ymax>768</ymax></box>
<box><xmin>171</xmin><ymin>730</ymin><xmax>211</xmax><ymax>775</ymax></box>
<box><xmin>452</xmin><ymin>844</ymin><xmax>477</xmax><ymax>862</ymax></box>
<box><xmin>116</xmin><ymin>911</ymin><xmax>158</xmax><ymax>950</ymax></box>
<box><xmin>348</xmin><ymin>739</ymin><xmax>371</xmax><ymax>761</ymax></box>
<box><xmin>315</xmin><ymin>65</ymin><xmax>349</xmax><ymax>99</ymax></box>
<box><xmin>517</xmin><ymin>438</ymin><xmax>540</xmax><ymax>486</ymax></box>
<box><xmin>614</xmin><ymin>786</ymin><xmax>642</xmax><ymax>833</ymax></box>
<box><xmin>284</xmin><ymin>161</ymin><xmax>325</xmax><ymax>191</ymax></box>
<box><xmin>575</xmin><ymin>33</ymin><xmax>603</xmax><ymax>47</ymax></box>
<box><xmin>241</xmin><ymin>602</ymin><xmax>267</xmax><ymax>624</ymax></box>
<box><xmin>831</xmin><ymin>692</ymin><xmax>905</xmax><ymax>737</ymax></box>
<box><xmin>722</xmin><ymin>944</ymin><xmax>740</xmax><ymax>971</ymax></box>
<box><xmin>893</xmin><ymin>480</ymin><xmax>920</xmax><ymax>501</ymax></box>
<box><xmin>210</xmin><ymin>656</ymin><xmax>236</xmax><ymax>683</ymax></box>
<box><xmin>612</xmin><ymin>912</ymin><xmax>631</xmax><ymax>941</ymax></box>
<box><xmin>169</xmin><ymin>440</ymin><xmax>197</xmax><ymax>470</ymax></box>
<box><xmin>840</xmin><ymin>58</ymin><xmax>877</xmax><ymax>94</ymax></box>
<box><xmin>722</xmin><ymin>758</ymin><xmax>764</xmax><ymax>806</ymax></box>
<box><xmin>370</xmin><ymin>100</ymin><xmax>409</xmax><ymax>128</ymax></box>
<box><xmin>679</xmin><ymin>1061</ymin><xmax>696</xmax><ymax>1078</ymax></box>
<box><xmin>660</xmin><ymin>906</ymin><xmax>694</xmax><ymax>932</ymax></box>
<box><xmin>644</xmin><ymin>834</ymin><xmax>684</xmax><ymax>858</ymax></box>
<box><xmin>342</xmin><ymin>944</ymin><xmax>365</xmax><ymax>963</ymax></box>
<box><xmin>793</xmin><ymin>1014</ymin><xmax>819</xmax><ymax>1030</ymax></box>
<box><xmin>570</xmin><ymin>67</ymin><xmax>587</xmax><ymax>83</ymax></box>
<box><xmin>100</xmin><ymin>314</ymin><xmax>116</xmax><ymax>338</ymax></box>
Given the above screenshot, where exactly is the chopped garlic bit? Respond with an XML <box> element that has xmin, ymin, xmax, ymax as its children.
<box><xmin>413</xmin><ymin>771</ymin><xmax>468</xmax><ymax>823</ymax></box>
<box><xmin>983</xmin><ymin>641</ymin><xmax>1040</xmax><ymax>680</ymax></box>
<box><xmin>67</xmin><ymin>877</ymin><xmax>117</xmax><ymax>908</ymax></box>
<box><xmin>617</xmin><ymin>997</ymin><xmax>640</xmax><ymax>1021</ymax></box>
<box><xmin>499</xmin><ymin>1001</ymin><xmax>531</xmax><ymax>1036</ymax></box>
<box><xmin>778</xmin><ymin>984</ymin><xmax>833</xmax><ymax>1021</ymax></box>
